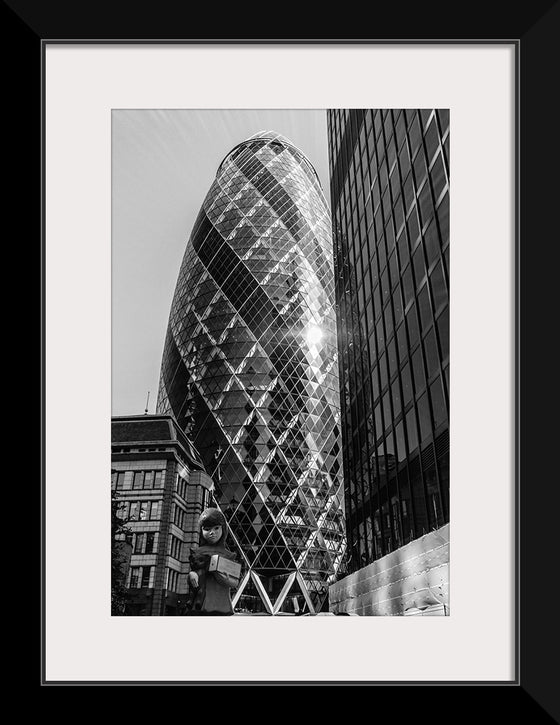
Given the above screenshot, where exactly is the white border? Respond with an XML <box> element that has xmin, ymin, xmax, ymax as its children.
<box><xmin>45</xmin><ymin>43</ymin><xmax>515</xmax><ymax>682</ymax></box>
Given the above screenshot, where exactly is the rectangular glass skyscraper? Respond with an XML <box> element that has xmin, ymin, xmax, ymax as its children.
<box><xmin>327</xmin><ymin>109</ymin><xmax>449</xmax><ymax>575</ymax></box>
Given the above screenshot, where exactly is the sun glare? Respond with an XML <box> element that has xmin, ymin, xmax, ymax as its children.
<box><xmin>306</xmin><ymin>325</ymin><xmax>323</xmax><ymax>346</ymax></box>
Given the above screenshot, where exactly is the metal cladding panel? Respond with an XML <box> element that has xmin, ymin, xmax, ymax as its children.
<box><xmin>157</xmin><ymin>132</ymin><xmax>346</xmax><ymax>612</ymax></box>
<box><xmin>329</xmin><ymin>525</ymin><xmax>450</xmax><ymax>616</ymax></box>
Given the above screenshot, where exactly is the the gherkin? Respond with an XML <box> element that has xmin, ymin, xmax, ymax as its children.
<box><xmin>157</xmin><ymin>131</ymin><xmax>346</xmax><ymax>613</ymax></box>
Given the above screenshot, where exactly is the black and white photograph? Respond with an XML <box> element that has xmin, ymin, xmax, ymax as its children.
<box><xmin>42</xmin><ymin>40</ymin><xmax>523</xmax><ymax>686</ymax></box>
<box><xmin>111</xmin><ymin>109</ymin><xmax>450</xmax><ymax>617</ymax></box>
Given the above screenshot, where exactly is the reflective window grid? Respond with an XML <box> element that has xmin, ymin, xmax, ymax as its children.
<box><xmin>157</xmin><ymin>132</ymin><xmax>347</xmax><ymax>614</ymax></box>
<box><xmin>327</xmin><ymin>109</ymin><xmax>450</xmax><ymax>573</ymax></box>
<box><xmin>111</xmin><ymin>415</ymin><xmax>212</xmax><ymax>616</ymax></box>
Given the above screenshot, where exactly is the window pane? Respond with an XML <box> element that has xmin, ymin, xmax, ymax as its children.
<box><xmin>379</xmin><ymin>353</ymin><xmax>388</xmax><ymax>390</ymax></box>
<box><xmin>397</xmin><ymin>226</ymin><xmax>410</xmax><ymax>269</ymax></box>
<box><xmin>366</xmin><ymin>297</ymin><xmax>374</xmax><ymax>329</ymax></box>
<box><xmin>374</xmin><ymin>404</ymin><xmax>383</xmax><ymax>440</ymax></box>
<box><xmin>134</xmin><ymin>533</ymin><xmax>145</xmax><ymax>553</ymax></box>
<box><xmin>413</xmin><ymin>245</ymin><xmax>426</xmax><ymax>288</ymax></box>
<box><xmin>141</xmin><ymin>566</ymin><xmax>151</xmax><ymax>588</ymax></box>
<box><xmin>412</xmin><ymin>347</ymin><xmax>425</xmax><ymax>394</ymax></box>
<box><xmin>381</xmin><ymin>268</ymin><xmax>390</xmax><ymax>302</ymax></box>
<box><xmin>401</xmin><ymin>363</ymin><xmax>413</xmax><ymax>406</ymax></box>
<box><xmin>430</xmin><ymin>376</ymin><xmax>447</xmax><ymax>428</ymax></box>
<box><xmin>425</xmin><ymin>465</ymin><xmax>443</xmax><ymax>528</ymax></box>
<box><xmin>424</xmin><ymin>118</ymin><xmax>440</xmax><ymax>164</ymax></box>
<box><xmin>382</xmin><ymin>391</ymin><xmax>392</xmax><ymax>431</ymax></box>
<box><xmin>393</xmin><ymin>285</ymin><xmax>404</xmax><ymax>326</ymax></box>
<box><xmin>391</xmin><ymin>379</ymin><xmax>402</xmax><ymax>418</ymax></box>
<box><xmin>386</xmin><ymin>219</ymin><xmax>396</xmax><ymax>257</ymax></box>
<box><xmin>408</xmin><ymin>115</ymin><xmax>421</xmax><ymax>157</ymax></box>
<box><xmin>402</xmin><ymin>172</ymin><xmax>414</xmax><ymax>214</ymax></box>
<box><xmin>437</xmin><ymin>193</ymin><xmax>449</xmax><ymax>246</ymax></box>
<box><xmin>397</xmin><ymin>322</ymin><xmax>408</xmax><ymax>362</ymax></box>
<box><xmin>430</xmin><ymin>151</ymin><xmax>447</xmax><ymax>202</ymax></box>
<box><xmin>430</xmin><ymin>261</ymin><xmax>447</xmax><ymax>314</ymax></box>
<box><xmin>418</xmin><ymin>180</ymin><xmax>434</xmax><ymax>228</ymax></box>
<box><xmin>145</xmin><ymin>532</ymin><xmax>156</xmax><ymax>554</ymax></box>
<box><xmin>395</xmin><ymin>420</ymin><xmax>406</xmax><ymax>461</ymax></box>
<box><xmin>407</xmin><ymin>207</ymin><xmax>420</xmax><ymax>248</ymax></box>
<box><xmin>130</xmin><ymin>567</ymin><xmax>140</xmax><ymax>589</ymax></box>
<box><xmin>376</xmin><ymin>318</ymin><xmax>385</xmax><ymax>350</ymax></box>
<box><xmin>406</xmin><ymin>304</ymin><xmax>420</xmax><ymax>348</ymax></box>
<box><xmin>413</xmin><ymin>149</ymin><xmax>427</xmax><ymax>188</ymax></box>
<box><xmin>406</xmin><ymin>408</ymin><xmax>418</xmax><ymax>454</ymax></box>
<box><xmin>371</xmin><ymin>363</ymin><xmax>380</xmax><ymax>401</ymax></box>
<box><xmin>423</xmin><ymin>327</ymin><xmax>440</xmax><ymax>379</ymax></box>
<box><xmin>387</xmin><ymin>338</ymin><xmax>398</xmax><ymax>378</ymax></box>
<box><xmin>437</xmin><ymin>109</ymin><xmax>450</xmax><ymax>135</ymax></box>
<box><xmin>423</xmin><ymin>219</ymin><xmax>440</xmax><ymax>269</ymax></box>
<box><xmin>395</xmin><ymin>111</ymin><xmax>406</xmax><ymax>147</ymax></box>
<box><xmin>420</xmin><ymin>109</ymin><xmax>433</xmax><ymax>129</ymax></box>
<box><xmin>389</xmin><ymin>250</ymin><xmax>398</xmax><ymax>288</ymax></box>
<box><xmin>437</xmin><ymin>307</ymin><xmax>449</xmax><ymax>361</ymax></box>
<box><xmin>373</xmin><ymin>282</ymin><xmax>382</xmax><ymax>316</ymax></box>
<box><xmin>402</xmin><ymin>265</ymin><xmax>414</xmax><ymax>307</ymax></box>
<box><xmin>394</xmin><ymin>196</ymin><xmax>405</xmax><ymax>236</ymax></box>
<box><xmin>384</xmin><ymin>303</ymin><xmax>394</xmax><ymax>340</ymax></box>
<box><xmin>418</xmin><ymin>283</ymin><xmax>432</xmax><ymax>332</ymax></box>
<box><xmin>417</xmin><ymin>392</ymin><xmax>431</xmax><ymax>442</ymax></box>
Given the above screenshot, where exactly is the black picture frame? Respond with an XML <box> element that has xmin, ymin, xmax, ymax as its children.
<box><xmin>18</xmin><ymin>1</ymin><xmax>558</xmax><ymax>712</ymax></box>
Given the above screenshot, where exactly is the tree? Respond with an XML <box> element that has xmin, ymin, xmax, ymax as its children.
<box><xmin>111</xmin><ymin>487</ymin><xmax>132</xmax><ymax>615</ymax></box>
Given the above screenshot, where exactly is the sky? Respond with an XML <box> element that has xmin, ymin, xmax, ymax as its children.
<box><xmin>112</xmin><ymin>109</ymin><xmax>330</xmax><ymax>416</ymax></box>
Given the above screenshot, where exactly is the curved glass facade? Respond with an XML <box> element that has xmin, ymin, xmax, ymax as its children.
<box><xmin>156</xmin><ymin>132</ymin><xmax>346</xmax><ymax>613</ymax></box>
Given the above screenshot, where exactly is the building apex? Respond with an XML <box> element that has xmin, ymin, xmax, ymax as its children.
<box><xmin>217</xmin><ymin>130</ymin><xmax>320</xmax><ymax>186</ymax></box>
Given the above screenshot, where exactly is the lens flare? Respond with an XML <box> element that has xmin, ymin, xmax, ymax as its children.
<box><xmin>306</xmin><ymin>325</ymin><xmax>323</xmax><ymax>346</ymax></box>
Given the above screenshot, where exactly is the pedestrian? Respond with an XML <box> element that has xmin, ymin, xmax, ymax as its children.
<box><xmin>186</xmin><ymin>507</ymin><xmax>239</xmax><ymax>616</ymax></box>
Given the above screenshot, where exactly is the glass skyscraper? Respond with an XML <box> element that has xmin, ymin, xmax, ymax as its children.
<box><xmin>327</xmin><ymin>109</ymin><xmax>449</xmax><ymax>575</ymax></box>
<box><xmin>156</xmin><ymin>131</ymin><xmax>346</xmax><ymax>614</ymax></box>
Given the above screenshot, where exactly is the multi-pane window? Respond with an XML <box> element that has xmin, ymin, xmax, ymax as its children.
<box><xmin>114</xmin><ymin>470</ymin><xmax>165</xmax><ymax>491</ymax></box>
<box><xmin>175</xmin><ymin>473</ymin><xmax>188</xmax><ymax>500</ymax></box>
<box><xmin>166</xmin><ymin>567</ymin><xmax>180</xmax><ymax>593</ymax></box>
<box><xmin>169</xmin><ymin>534</ymin><xmax>183</xmax><ymax>561</ymax></box>
<box><xmin>172</xmin><ymin>503</ymin><xmax>186</xmax><ymax>529</ymax></box>
<box><xmin>133</xmin><ymin>532</ymin><xmax>157</xmax><ymax>555</ymax></box>
<box><xmin>119</xmin><ymin>500</ymin><xmax>162</xmax><ymax>521</ymax></box>
<box><xmin>129</xmin><ymin>566</ymin><xmax>153</xmax><ymax>589</ymax></box>
<box><xmin>329</xmin><ymin>109</ymin><xmax>449</xmax><ymax>572</ymax></box>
